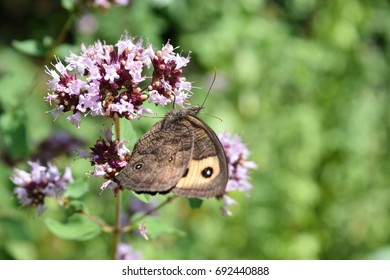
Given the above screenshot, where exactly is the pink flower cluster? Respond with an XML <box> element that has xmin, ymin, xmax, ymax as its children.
<box><xmin>80</xmin><ymin>129</ymin><xmax>129</xmax><ymax>192</ymax></box>
<box><xmin>11</xmin><ymin>161</ymin><xmax>73</xmax><ymax>215</ymax></box>
<box><xmin>45</xmin><ymin>36</ymin><xmax>191</xmax><ymax>128</ymax></box>
<box><xmin>218</xmin><ymin>133</ymin><xmax>257</xmax><ymax>216</ymax></box>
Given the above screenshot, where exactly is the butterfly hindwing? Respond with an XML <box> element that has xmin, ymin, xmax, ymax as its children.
<box><xmin>172</xmin><ymin>114</ymin><xmax>228</xmax><ymax>198</ymax></box>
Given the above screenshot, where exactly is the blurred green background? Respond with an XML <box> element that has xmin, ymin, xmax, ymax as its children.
<box><xmin>1</xmin><ymin>0</ymin><xmax>390</xmax><ymax>260</ymax></box>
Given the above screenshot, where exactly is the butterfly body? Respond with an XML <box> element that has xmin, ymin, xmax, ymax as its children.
<box><xmin>116</xmin><ymin>105</ymin><xmax>228</xmax><ymax>198</ymax></box>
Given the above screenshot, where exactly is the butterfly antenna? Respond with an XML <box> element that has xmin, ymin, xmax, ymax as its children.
<box><xmin>202</xmin><ymin>112</ymin><xmax>223</xmax><ymax>122</ymax></box>
<box><xmin>201</xmin><ymin>67</ymin><xmax>217</xmax><ymax>108</ymax></box>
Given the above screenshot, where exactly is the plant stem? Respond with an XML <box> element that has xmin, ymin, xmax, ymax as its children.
<box><xmin>112</xmin><ymin>191</ymin><xmax>122</xmax><ymax>259</ymax></box>
<box><xmin>112</xmin><ymin>115</ymin><xmax>122</xmax><ymax>259</ymax></box>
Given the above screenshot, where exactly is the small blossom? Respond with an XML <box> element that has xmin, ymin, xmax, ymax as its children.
<box><xmin>115</xmin><ymin>243</ymin><xmax>142</xmax><ymax>260</ymax></box>
<box><xmin>66</xmin><ymin>112</ymin><xmax>81</xmax><ymax>128</ymax></box>
<box><xmin>148</xmin><ymin>90</ymin><xmax>170</xmax><ymax>106</ymax></box>
<box><xmin>45</xmin><ymin>68</ymin><xmax>60</xmax><ymax>91</ymax></box>
<box><xmin>138</xmin><ymin>223</ymin><xmax>149</xmax><ymax>240</ymax></box>
<box><xmin>218</xmin><ymin>133</ymin><xmax>256</xmax><ymax>215</ymax></box>
<box><xmin>220</xmin><ymin>195</ymin><xmax>237</xmax><ymax>216</ymax></box>
<box><xmin>116</xmin><ymin>37</ymin><xmax>134</xmax><ymax>56</ymax></box>
<box><xmin>48</xmin><ymin>105</ymin><xmax>64</xmax><ymax>120</ymax></box>
<box><xmin>173</xmin><ymin>53</ymin><xmax>191</xmax><ymax>69</ymax></box>
<box><xmin>10</xmin><ymin>161</ymin><xmax>73</xmax><ymax>215</ymax></box>
<box><xmin>173</xmin><ymin>91</ymin><xmax>189</xmax><ymax>107</ymax></box>
<box><xmin>100</xmin><ymin>179</ymin><xmax>119</xmax><ymax>192</ymax></box>
<box><xmin>108</xmin><ymin>99</ymin><xmax>135</xmax><ymax>115</ymax></box>
<box><xmin>103</xmin><ymin>63</ymin><xmax>120</xmax><ymax>83</ymax></box>
<box><xmin>45</xmin><ymin>35</ymin><xmax>192</xmax><ymax>127</ymax></box>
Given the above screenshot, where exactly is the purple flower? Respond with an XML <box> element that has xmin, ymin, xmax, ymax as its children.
<box><xmin>115</xmin><ymin>243</ymin><xmax>142</xmax><ymax>260</ymax></box>
<box><xmin>45</xmin><ymin>36</ymin><xmax>192</xmax><ymax>127</ymax></box>
<box><xmin>218</xmin><ymin>132</ymin><xmax>257</xmax><ymax>215</ymax></box>
<box><xmin>80</xmin><ymin>129</ymin><xmax>130</xmax><ymax>192</ymax></box>
<box><xmin>11</xmin><ymin>161</ymin><xmax>73</xmax><ymax>215</ymax></box>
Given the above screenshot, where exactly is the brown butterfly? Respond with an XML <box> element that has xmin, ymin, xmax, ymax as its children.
<box><xmin>116</xmin><ymin>105</ymin><xmax>228</xmax><ymax>198</ymax></box>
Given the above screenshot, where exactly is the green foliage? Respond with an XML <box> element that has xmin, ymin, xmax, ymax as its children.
<box><xmin>66</xmin><ymin>179</ymin><xmax>89</xmax><ymax>199</ymax></box>
<box><xmin>1</xmin><ymin>0</ymin><xmax>390</xmax><ymax>260</ymax></box>
<box><xmin>136</xmin><ymin>214</ymin><xmax>186</xmax><ymax>240</ymax></box>
<box><xmin>132</xmin><ymin>193</ymin><xmax>150</xmax><ymax>204</ymax></box>
<box><xmin>45</xmin><ymin>214</ymin><xmax>101</xmax><ymax>241</ymax></box>
<box><xmin>12</xmin><ymin>39</ymin><xmax>46</xmax><ymax>57</ymax></box>
<box><xmin>118</xmin><ymin>118</ymin><xmax>139</xmax><ymax>149</ymax></box>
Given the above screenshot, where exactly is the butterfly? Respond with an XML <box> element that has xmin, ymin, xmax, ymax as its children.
<box><xmin>116</xmin><ymin>105</ymin><xmax>228</xmax><ymax>198</ymax></box>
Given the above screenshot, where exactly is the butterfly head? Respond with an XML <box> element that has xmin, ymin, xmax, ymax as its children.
<box><xmin>185</xmin><ymin>105</ymin><xmax>203</xmax><ymax>115</ymax></box>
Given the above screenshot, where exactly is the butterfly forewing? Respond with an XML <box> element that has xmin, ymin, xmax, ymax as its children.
<box><xmin>116</xmin><ymin>119</ymin><xmax>193</xmax><ymax>193</ymax></box>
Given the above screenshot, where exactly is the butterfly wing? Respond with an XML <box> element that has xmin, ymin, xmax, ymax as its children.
<box><xmin>172</xmin><ymin>115</ymin><xmax>229</xmax><ymax>198</ymax></box>
<box><xmin>116</xmin><ymin>118</ymin><xmax>193</xmax><ymax>193</ymax></box>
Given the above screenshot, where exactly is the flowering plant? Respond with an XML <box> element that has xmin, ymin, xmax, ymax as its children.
<box><xmin>10</xmin><ymin>34</ymin><xmax>255</xmax><ymax>259</ymax></box>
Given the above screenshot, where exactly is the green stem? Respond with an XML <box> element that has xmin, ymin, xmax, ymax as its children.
<box><xmin>112</xmin><ymin>115</ymin><xmax>122</xmax><ymax>259</ymax></box>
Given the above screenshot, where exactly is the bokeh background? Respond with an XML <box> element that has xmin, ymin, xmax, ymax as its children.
<box><xmin>1</xmin><ymin>0</ymin><xmax>390</xmax><ymax>259</ymax></box>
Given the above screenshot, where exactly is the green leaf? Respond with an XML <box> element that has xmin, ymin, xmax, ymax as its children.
<box><xmin>68</xmin><ymin>200</ymin><xmax>88</xmax><ymax>213</ymax></box>
<box><xmin>45</xmin><ymin>214</ymin><xmax>101</xmax><ymax>241</ymax></box>
<box><xmin>132</xmin><ymin>192</ymin><xmax>150</xmax><ymax>204</ymax></box>
<box><xmin>65</xmin><ymin>178</ymin><xmax>89</xmax><ymax>198</ymax></box>
<box><xmin>5</xmin><ymin>241</ymin><xmax>37</xmax><ymax>260</ymax></box>
<box><xmin>118</xmin><ymin>118</ymin><xmax>138</xmax><ymax>149</ymax></box>
<box><xmin>0</xmin><ymin>112</ymin><xmax>28</xmax><ymax>159</ymax></box>
<box><xmin>12</xmin><ymin>39</ymin><xmax>45</xmax><ymax>57</ymax></box>
<box><xmin>61</xmin><ymin>0</ymin><xmax>75</xmax><ymax>11</ymax></box>
<box><xmin>188</xmin><ymin>198</ymin><xmax>203</xmax><ymax>209</ymax></box>
<box><xmin>142</xmin><ymin>217</ymin><xmax>186</xmax><ymax>239</ymax></box>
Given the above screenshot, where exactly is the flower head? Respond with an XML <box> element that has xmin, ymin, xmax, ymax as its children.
<box><xmin>218</xmin><ymin>132</ymin><xmax>256</xmax><ymax>215</ymax></box>
<box><xmin>45</xmin><ymin>36</ymin><xmax>192</xmax><ymax>127</ymax></box>
<box><xmin>11</xmin><ymin>161</ymin><xmax>73</xmax><ymax>215</ymax></box>
<box><xmin>81</xmin><ymin>129</ymin><xmax>130</xmax><ymax>192</ymax></box>
<box><xmin>147</xmin><ymin>42</ymin><xmax>192</xmax><ymax>106</ymax></box>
